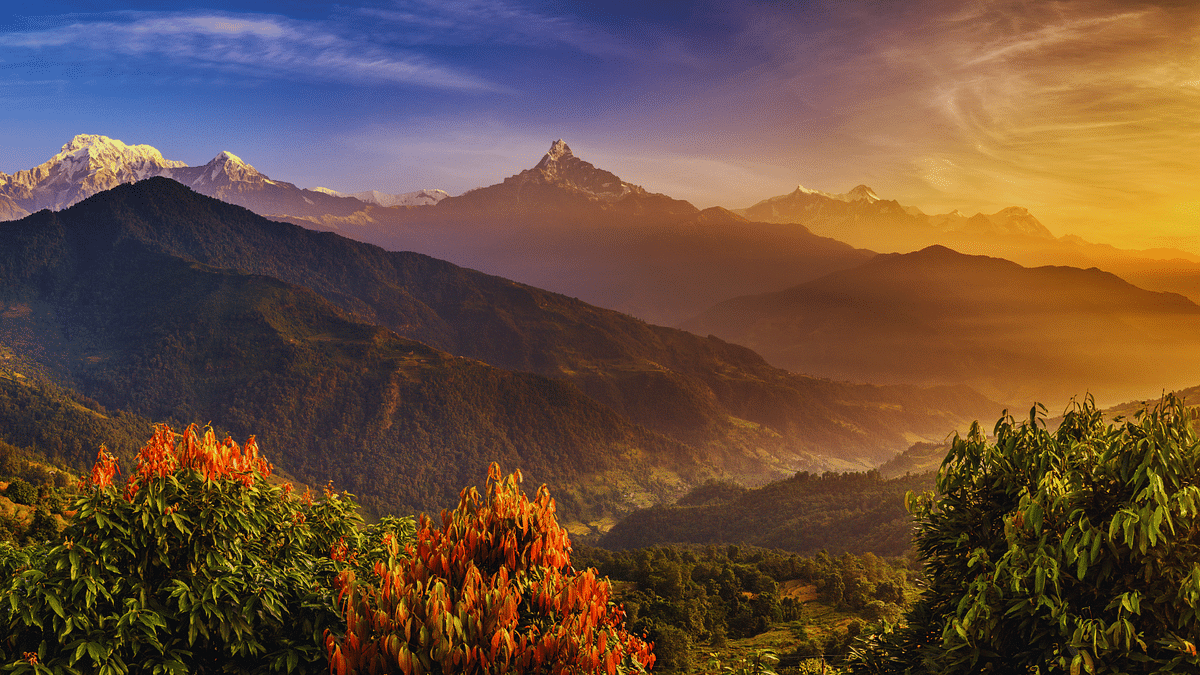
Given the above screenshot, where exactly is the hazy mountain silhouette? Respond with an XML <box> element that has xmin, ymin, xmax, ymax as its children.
<box><xmin>683</xmin><ymin>245</ymin><xmax>1200</xmax><ymax>407</ymax></box>
<box><xmin>277</xmin><ymin>141</ymin><xmax>876</xmax><ymax>324</ymax></box>
<box><xmin>739</xmin><ymin>184</ymin><xmax>1200</xmax><ymax>306</ymax></box>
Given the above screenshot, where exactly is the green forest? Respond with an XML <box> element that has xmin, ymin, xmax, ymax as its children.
<box><xmin>1</xmin><ymin>395</ymin><xmax>1198</xmax><ymax>673</ymax></box>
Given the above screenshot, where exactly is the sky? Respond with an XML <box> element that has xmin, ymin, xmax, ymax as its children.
<box><xmin>1</xmin><ymin>0</ymin><xmax>1198</xmax><ymax>252</ymax></box>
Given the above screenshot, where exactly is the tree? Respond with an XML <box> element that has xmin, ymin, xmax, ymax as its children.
<box><xmin>0</xmin><ymin>424</ymin><xmax>371</xmax><ymax>674</ymax></box>
<box><xmin>850</xmin><ymin>396</ymin><xmax>1200</xmax><ymax>674</ymax></box>
<box><xmin>326</xmin><ymin>463</ymin><xmax>655</xmax><ymax>675</ymax></box>
<box><xmin>4</xmin><ymin>478</ymin><xmax>35</xmax><ymax>506</ymax></box>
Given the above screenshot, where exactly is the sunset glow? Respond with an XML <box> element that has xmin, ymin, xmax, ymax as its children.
<box><xmin>2</xmin><ymin>1</ymin><xmax>1198</xmax><ymax>251</ymax></box>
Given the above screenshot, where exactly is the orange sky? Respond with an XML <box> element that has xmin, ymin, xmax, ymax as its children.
<box><xmin>2</xmin><ymin>1</ymin><xmax>1198</xmax><ymax>252</ymax></box>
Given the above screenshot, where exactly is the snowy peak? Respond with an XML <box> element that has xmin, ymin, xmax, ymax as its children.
<box><xmin>545</xmin><ymin>139</ymin><xmax>572</xmax><ymax>162</ymax></box>
<box><xmin>518</xmin><ymin>139</ymin><xmax>644</xmax><ymax>202</ymax></box>
<box><xmin>845</xmin><ymin>185</ymin><xmax>880</xmax><ymax>203</ymax></box>
<box><xmin>929</xmin><ymin>206</ymin><xmax>1053</xmax><ymax>239</ymax></box>
<box><xmin>0</xmin><ymin>133</ymin><xmax>452</xmax><ymax>222</ymax></box>
<box><xmin>191</xmin><ymin>150</ymin><xmax>272</xmax><ymax>187</ymax></box>
<box><xmin>0</xmin><ymin>134</ymin><xmax>188</xmax><ymax>213</ymax></box>
<box><xmin>312</xmin><ymin>187</ymin><xmax>450</xmax><ymax>207</ymax></box>
<box><xmin>987</xmin><ymin>206</ymin><xmax>1052</xmax><ymax>238</ymax></box>
<box><xmin>788</xmin><ymin>183</ymin><xmax>879</xmax><ymax>204</ymax></box>
<box><xmin>55</xmin><ymin>134</ymin><xmax>185</xmax><ymax>171</ymax></box>
<box><xmin>533</xmin><ymin>139</ymin><xmax>577</xmax><ymax>173</ymax></box>
<box><xmin>214</xmin><ymin>150</ymin><xmax>246</xmax><ymax>165</ymax></box>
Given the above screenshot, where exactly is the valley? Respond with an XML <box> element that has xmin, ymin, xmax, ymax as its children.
<box><xmin>4</xmin><ymin>133</ymin><xmax>1200</xmax><ymax>524</ymax></box>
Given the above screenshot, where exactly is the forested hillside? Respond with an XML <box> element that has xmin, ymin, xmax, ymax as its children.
<box><xmin>0</xmin><ymin>206</ymin><xmax>706</xmax><ymax>520</ymax></box>
<box><xmin>30</xmin><ymin>178</ymin><xmax>1001</xmax><ymax>480</ymax></box>
<box><xmin>602</xmin><ymin>471</ymin><xmax>933</xmax><ymax>557</ymax></box>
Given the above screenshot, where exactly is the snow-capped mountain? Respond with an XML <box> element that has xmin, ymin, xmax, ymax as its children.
<box><xmin>0</xmin><ymin>134</ymin><xmax>188</xmax><ymax>216</ymax></box>
<box><xmin>790</xmin><ymin>183</ymin><xmax>881</xmax><ymax>205</ymax></box>
<box><xmin>517</xmin><ymin>139</ymin><xmax>644</xmax><ymax>201</ymax></box>
<box><xmin>312</xmin><ymin>187</ymin><xmax>450</xmax><ymax>207</ymax></box>
<box><xmin>738</xmin><ymin>183</ymin><xmax>1059</xmax><ymax>251</ymax></box>
<box><xmin>927</xmin><ymin>206</ymin><xmax>1054</xmax><ymax>239</ymax></box>
<box><xmin>440</xmin><ymin>139</ymin><xmax>695</xmax><ymax>220</ymax></box>
<box><xmin>0</xmin><ymin>134</ymin><xmax>446</xmax><ymax>221</ymax></box>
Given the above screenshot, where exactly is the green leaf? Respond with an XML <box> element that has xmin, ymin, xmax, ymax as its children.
<box><xmin>86</xmin><ymin>641</ymin><xmax>105</xmax><ymax>664</ymax></box>
<box><xmin>44</xmin><ymin>592</ymin><xmax>65</xmax><ymax>619</ymax></box>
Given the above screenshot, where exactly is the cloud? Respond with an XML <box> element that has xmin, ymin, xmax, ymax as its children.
<box><xmin>364</xmin><ymin>2</ymin><xmax>609</xmax><ymax>47</ymax></box>
<box><xmin>708</xmin><ymin>0</ymin><xmax>1200</xmax><ymax>244</ymax></box>
<box><xmin>0</xmin><ymin>10</ymin><xmax>501</xmax><ymax>92</ymax></box>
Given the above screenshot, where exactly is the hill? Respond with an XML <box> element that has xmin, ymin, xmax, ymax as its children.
<box><xmin>0</xmin><ymin>201</ymin><xmax>712</xmax><ymax>521</ymax></box>
<box><xmin>29</xmin><ymin>178</ymin><xmax>1003</xmax><ymax>480</ymax></box>
<box><xmin>682</xmin><ymin>245</ymin><xmax>1200</xmax><ymax>407</ymax></box>
<box><xmin>600</xmin><ymin>470</ymin><xmax>933</xmax><ymax>558</ymax></box>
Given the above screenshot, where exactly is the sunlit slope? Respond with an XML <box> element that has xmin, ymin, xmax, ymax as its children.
<box><xmin>0</xmin><ymin>207</ymin><xmax>710</xmax><ymax>520</ymax></box>
<box><xmin>683</xmin><ymin>245</ymin><xmax>1200</xmax><ymax>408</ymax></box>
<box><xmin>8</xmin><ymin>178</ymin><xmax>1002</xmax><ymax>479</ymax></box>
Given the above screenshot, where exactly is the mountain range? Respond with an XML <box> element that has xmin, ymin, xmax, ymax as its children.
<box><xmin>682</xmin><ymin>245</ymin><xmax>1200</xmax><ymax>406</ymax></box>
<box><xmin>16</xmin><ymin>133</ymin><xmax>1196</xmax><ymax>334</ymax></box>
<box><xmin>0</xmin><ymin>134</ymin><xmax>439</xmax><ymax>220</ymax></box>
<box><xmin>0</xmin><ymin>134</ymin><xmax>885</xmax><ymax>325</ymax></box>
<box><xmin>0</xmin><ymin>177</ymin><xmax>1005</xmax><ymax>528</ymax></box>
<box><xmin>737</xmin><ymin>182</ymin><xmax>1200</xmax><ymax>305</ymax></box>
<box><xmin>277</xmin><ymin>140</ymin><xmax>882</xmax><ymax>325</ymax></box>
<box><xmin>4</xmin><ymin>134</ymin><xmax>1198</xmax><ymax>409</ymax></box>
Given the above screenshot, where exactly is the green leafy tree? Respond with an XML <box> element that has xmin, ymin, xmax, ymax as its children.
<box><xmin>0</xmin><ymin>424</ymin><xmax>370</xmax><ymax>674</ymax></box>
<box><xmin>4</xmin><ymin>479</ymin><xmax>35</xmax><ymax>506</ymax></box>
<box><xmin>850</xmin><ymin>396</ymin><xmax>1200</xmax><ymax>673</ymax></box>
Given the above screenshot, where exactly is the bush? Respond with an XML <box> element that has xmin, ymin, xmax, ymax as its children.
<box><xmin>23</xmin><ymin>508</ymin><xmax>57</xmax><ymax>544</ymax></box>
<box><xmin>3</xmin><ymin>479</ymin><xmax>35</xmax><ymax>506</ymax></box>
<box><xmin>327</xmin><ymin>463</ymin><xmax>654</xmax><ymax>675</ymax></box>
<box><xmin>650</xmin><ymin>624</ymin><xmax>693</xmax><ymax>673</ymax></box>
<box><xmin>850</xmin><ymin>396</ymin><xmax>1200</xmax><ymax>673</ymax></box>
<box><xmin>0</xmin><ymin>424</ymin><xmax>372</xmax><ymax>674</ymax></box>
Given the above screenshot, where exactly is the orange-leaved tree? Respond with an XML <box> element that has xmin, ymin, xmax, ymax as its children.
<box><xmin>326</xmin><ymin>463</ymin><xmax>655</xmax><ymax>675</ymax></box>
<box><xmin>0</xmin><ymin>423</ymin><xmax>382</xmax><ymax>675</ymax></box>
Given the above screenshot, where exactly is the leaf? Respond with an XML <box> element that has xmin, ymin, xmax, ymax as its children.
<box><xmin>86</xmin><ymin>641</ymin><xmax>105</xmax><ymax>664</ymax></box>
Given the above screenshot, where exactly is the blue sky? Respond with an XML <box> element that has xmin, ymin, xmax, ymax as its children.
<box><xmin>2</xmin><ymin>1</ymin><xmax>1199</xmax><ymax>251</ymax></box>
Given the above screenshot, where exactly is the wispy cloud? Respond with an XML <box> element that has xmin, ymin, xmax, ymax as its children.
<box><xmin>357</xmin><ymin>0</ymin><xmax>638</xmax><ymax>58</ymax></box>
<box><xmin>0</xmin><ymin>10</ymin><xmax>501</xmax><ymax>92</ymax></box>
<box><xmin>711</xmin><ymin>0</ymin><xmax>1200</xmax><ymax>245</ymax></box>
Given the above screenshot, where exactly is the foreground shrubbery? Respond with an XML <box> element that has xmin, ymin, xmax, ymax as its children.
<box><xmin>329</xmin><ymin>464</ymin><xmax>655</xmax><ymax>675</ymax></box>
<box><xmin>0</xmin><ymin>425</ymin><xmax>370</xmax><ymax>674</ymax></box>
<box><xmin>850</xmin><ymin>395</ymin><xmax>1200</xmax><ymax>674</ymax></box>
<box><xmin>0</xmin><ymin>425</ymin><xmax>646</xmax><ymax>675</ymax></box>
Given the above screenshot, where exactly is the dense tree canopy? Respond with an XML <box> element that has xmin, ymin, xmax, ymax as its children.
<box><xmin>850</xmin><ymin>396</ymin><xmax>1200</xmax><ymax>674</ymax></box>
<box><xmin>0</xmin><ymin>424</ymin><xmax>371</xmax><ymax>674</ymax></box>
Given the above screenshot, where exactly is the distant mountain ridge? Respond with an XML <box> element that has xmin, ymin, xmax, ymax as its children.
<box><xmin>275</xmin><ymin>141</ymin><xmax>879</xmax><ymax>324</ymax></box>
<box><xmin>738</xmin><ymin>183</ymin><xmax>1200</xmax><ymax>305</ymax></box>
<box><xmin>18</xmin><ymin>134</ymin><xmax>1200</xmax><ymax>334</ymax></box>
<box><xmin>311</xmin><ymin>187</ymin><xmax>450</xmax><ymax>207</ymax></box>
<box><xmin>683</xmin><ymin>245</ymin><xmax>1200</xmax><ymax>407</ymax></box>
<box><xmin>436</xmin><ymin>139</ymin><xmax>696</xmax><ymax>220</ymax></box>
<box><xmin>739</xmin><ymin>184</ymin><xmax>1056</xmax><ymax>243</ymax></box>
<box><xmin>0</xmin><ymin>134</ymin><xmax>445</xmax><ymax>220</ymax></box>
